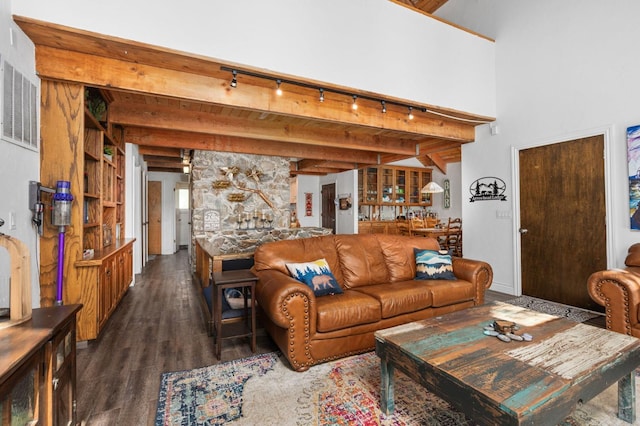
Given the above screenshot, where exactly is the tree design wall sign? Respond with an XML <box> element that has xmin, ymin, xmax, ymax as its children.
<box><xmin>469</xmin><ymin>177</ymin><xmax>507</xmax><ymax>202</ymax></box>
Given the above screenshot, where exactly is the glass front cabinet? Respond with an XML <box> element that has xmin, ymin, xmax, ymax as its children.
<box><xmin>358</xmin><ymin>166</ymin><xmax>432</xmax><ymax>207</ymax></box>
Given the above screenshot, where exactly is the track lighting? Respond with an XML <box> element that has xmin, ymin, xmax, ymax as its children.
<box><xmin>219</xmin><ymin>65</ymin><xmax>493</xmax><ymax>124</ymax></box>
<box><xmin>230</xmin><ymin>70</ymin><xmax>238</xmax><ymax>88</ymax></box>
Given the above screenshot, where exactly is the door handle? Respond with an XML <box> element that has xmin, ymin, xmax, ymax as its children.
<box><xmin>519</xmin><ymin>228</ymin><xmax>528</xmax><ymax>234</ymax></box>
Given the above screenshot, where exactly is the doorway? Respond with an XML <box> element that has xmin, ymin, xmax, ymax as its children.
<box><xmin>175</xmin><ymin>183</ymin><xmax>190</xmax><ymax>251</ymax></box>
<box><xmin>148</xmin><ymin>181</ymin><xmax>162</xmax><ymax>255</ymax></box>
<box><xmin>518</xmin><ymin>134</ymin><xmax>606</xmax><ymax>312</ymax></box>
<box><xmin>321</xmin><ymin>183</ymin><xmax>336</xmax><ymax>233</ymax></box>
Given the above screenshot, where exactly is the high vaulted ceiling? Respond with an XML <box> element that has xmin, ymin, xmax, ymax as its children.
<box><xmin>16</xmin><ymin>0</ymin><xmax>493</xmax><ymax>176</ymax></box>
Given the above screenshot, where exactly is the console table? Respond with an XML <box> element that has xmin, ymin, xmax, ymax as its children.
<box><xmin>0</xmin><ymin>304</ymin><xmax>82</xmax><ymax>425</ymax></box>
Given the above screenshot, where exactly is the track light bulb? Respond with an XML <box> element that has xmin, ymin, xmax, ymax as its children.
<box><xmin>276</xmin><ymin>80</ymin><xmax>283</xmax><ymax>96</ymax></box>
<box><xmin>352</xmin><ymin>95</ymin><xmax>358</xmax><ymax>110</ymax></box>
<box><xmin>408</xmin><ymin>106</ymin><xmax>414</xmax><ymax>120</ymax></box>
<box><xmin>381</xmin><ymin>101</ymin><xmax>387</xmax><ymax>114</ymax></box>
<box><xmin>319</xmin><ymin>88</ymin><xmax>324</xmax><ymax>103</ymax></box>
<box><xmin>230</xmin><ymin>70</ymin><xmax>238</xmax><ymax>88</ymax></box>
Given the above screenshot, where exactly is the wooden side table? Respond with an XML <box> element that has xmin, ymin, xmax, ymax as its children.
<box><xmin>212</xmin><ymin>269</ymin><xmax>258</xmax><ymax>360</ymax></box>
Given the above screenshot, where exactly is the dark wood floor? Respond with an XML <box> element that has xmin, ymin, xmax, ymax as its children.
<box><xmin>74</xmin><ymin>250</ymin><xmax>600</xmax><ymax>425</ymax></box>
<box><xmin>75</xmin><ymin>249</ymin><xmax>278</xmax><ymax>425</ymax></box>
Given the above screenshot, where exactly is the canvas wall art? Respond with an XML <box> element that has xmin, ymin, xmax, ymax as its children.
<box><xmin>628</xmin><ymin>125</ymin><xmax>640</xmax><ymax>230</ymax></box>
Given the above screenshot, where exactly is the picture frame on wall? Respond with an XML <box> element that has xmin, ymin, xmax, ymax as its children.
<box><xmin>628</xmin><ymin>125</ymin><xmax>640</xmax><ymax>230</ymax></box>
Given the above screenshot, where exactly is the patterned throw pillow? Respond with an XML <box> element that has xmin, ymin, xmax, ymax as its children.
<box><xmin>285</xmin><ymin>258</ymin><xmax>343</xmax><ymax>296</ymax></box>
<box><xmin>414</xmin><ymin>249</ymin><xmax>456</xmax><ymax>280</ymax></box>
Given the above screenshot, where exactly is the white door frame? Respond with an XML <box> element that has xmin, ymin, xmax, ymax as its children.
<box><xmin>510</xmin><ymin>125</ymin><xmax>615</xmax><ymax>296</ymax></box>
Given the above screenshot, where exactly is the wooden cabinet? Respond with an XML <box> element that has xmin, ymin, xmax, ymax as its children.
<box><xmin>358</xmin><ymin>166</ymin><xmax>432</xmax><ymax>207</ymax></box>
<box><xmin>357</xmin><ymin>221</ymin><xmax>401</xmax><ymax>235</ymax></box>
<box><xmin>0</xmin><ymin>305</ymin><xmax>81</xmax><ymax>426</ymax></box>
<box><xmin>39</xmin><ymin>80</ymin><xmax>134</xmax><ymax>341</ymax></box>
<box><xmin>76</xmin><ymin>239</ymin><xmax>134</xmax><ymax>340</ymax></box>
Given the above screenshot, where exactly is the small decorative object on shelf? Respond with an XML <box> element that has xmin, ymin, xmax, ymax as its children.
<box><xmin>102</xmin><ymin>224</ymin><xmax>112</xmax><ymax>247</ymax></box>
<box><xmin>103</xmin><ymin>146</ymin><xmax>114</xmax><ymax>162</ymax></box>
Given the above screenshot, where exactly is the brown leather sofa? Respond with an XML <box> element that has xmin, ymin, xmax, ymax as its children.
<box><xmin>253</xmin><ymin>234</ymin><xmax>493</xmax><ymax>371</ymax></box>
<box><xmin>588</xmin><ymin>243</ymin><xmax>640</xmax><ymax>337</ymax></box>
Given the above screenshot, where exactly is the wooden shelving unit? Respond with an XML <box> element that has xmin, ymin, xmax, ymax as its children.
<box><xmin>358</xmin><ymin>165</ymin><xmax>433</xmax><ymax>207</ymax></box>
<box><xmin>357</xmin><ymin>165</ymin><xmax>434</xmax><ymax>234</ymax></box>
<box><xmin>39</xmin><ymin>81</ymin><xmax>134</xmax><ymax>341</ymax></box>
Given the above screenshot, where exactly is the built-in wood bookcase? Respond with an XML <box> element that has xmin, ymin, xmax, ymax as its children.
<box><xmin>39</xmin><ymin>80</ymin><xmax>134</xmax><ymax>341</ymax></box>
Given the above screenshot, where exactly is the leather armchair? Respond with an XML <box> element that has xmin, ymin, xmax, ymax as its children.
<box><xmin>588</xmin><ymin>243</ymin><xmax>640</xmax><ymax>337</ymax></box>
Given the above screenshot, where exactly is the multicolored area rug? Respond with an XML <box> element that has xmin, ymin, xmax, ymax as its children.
<box><xmin>156</xmin><ymin>351</ymin><xmax>637</xmax><ymax>425</ymax></box>
<box><xmin>504</xmin><ymin>295</ymin><xmax>602</xmax><ymax>323</ymax></box>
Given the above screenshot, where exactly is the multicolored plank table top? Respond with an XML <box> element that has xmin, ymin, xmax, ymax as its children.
<box><xmin>375</xmin><ymin>302</ymin><xmax>640</xmax><ymax>425</ymax></box>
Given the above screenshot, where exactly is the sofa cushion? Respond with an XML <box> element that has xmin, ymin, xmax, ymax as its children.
<box><xmin>335</xmin><ymin>235</ymin><xmax>390</xmax><ymax>288</ymax></box>
<box><xmin>354</xmin><ymin>281</ymin><xmax>433</xmax><ymax>318</ymax></box>
<box><xmin>415</xmin><ymin>249</ymin><xmax>456</xmax><ymax>280</ymax></box>
<box><xmin>253</xmin><ymin>235</ymin><xmax>345</xmax><ymax>285</ymax></box>
<box><xmin>426</xmin><ymin>280</ymin><xmax>475</xmax><ymax>307</ymax></box>
<box><xmin>378</xmin><ymin>235</ymin><xmax>441</xmax><ymax>282</ymax></box>
<box><xmin>285</xmin><ymin>259</ymin><xmax>343</xmax><ymax>297</ymax></box>
<box><xmin>315</xmin><ymin>290</ymin><xmax>381</xmax><ymax>332</ymax></box>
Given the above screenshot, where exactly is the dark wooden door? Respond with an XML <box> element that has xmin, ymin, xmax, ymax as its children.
<box><xmin>148</xmin><ymin>181</ymin><xmax>162</xmax><ymax>255</ymax></box>
<box><xmin>321</xmin><ymin>184</ymin><xmax>336</xmax><ymax>233</ymax></box>
<box><xmin>519</xmin><ymin>135</ymin><xmax>606</xmax><ymax>311</ymax></box>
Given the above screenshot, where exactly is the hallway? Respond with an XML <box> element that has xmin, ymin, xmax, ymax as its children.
<box><xmin>75</xmin><ymin>249</ymin><xmax>276</xmax><ymax>425</ymax></box>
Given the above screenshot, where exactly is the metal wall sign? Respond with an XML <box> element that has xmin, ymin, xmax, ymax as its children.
<box><xmin>443</xmin><ymin>179</ymin><xmax>451</xmax><ymax>209</ymax></box>
<box><xmin>204</xmin><ymin>210</ymin><xmax>221</xmax><ymax>231</ymax></box>
<box><xmin>469</xmin><ymin>177</ymin><xmax>507</xmax><ymax>202</ymax></box>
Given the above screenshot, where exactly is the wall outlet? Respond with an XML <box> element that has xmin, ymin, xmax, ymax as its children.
<box><xmin>9</xmin><ymin>212</ymin><xmax>16</xmax><ymax>230</ymax></box>
<box><xmin>496</xmin><ymin>210</ymin><xmax>512</xmax><ymax>219</ymax></box>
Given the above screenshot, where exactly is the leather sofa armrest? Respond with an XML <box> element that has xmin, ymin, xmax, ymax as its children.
<box><xmin>588</xmin><ymin>268</ymin><xmax>640</xmax><ymax>335</ymax></box>
<box><xmin>451</xmin><ymin>257</ymin><xmax>494</xmax><ymax>305</ymax></box>
<box><xmin>254</xmin><ymin>269</ymin><xmax>317</xmax><ymax>330</ymax></box>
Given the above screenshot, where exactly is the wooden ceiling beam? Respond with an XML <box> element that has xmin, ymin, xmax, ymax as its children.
<box><xmin>418</xmin><ymin>139</ymin><xmax>463</xmax><ymax>154</ymax></box>
<box><xmin>111</xmin><ymin>102</ymin><xmax>418</xmax><ymax>155</ymax></box>
<box><xmin>148</xmin><ymin>167</ymin><xmax>184</xmax><ymax>173</ymax></box>
<box><xmin>138</xmin><ymin>146</ymin><xmax>182</xmax><ymax>157</ymax></box>
<box><xmin>30</xmin><ymin>45</ymin><xmax>480</xmax><ymax>142</ymax></box>
<box><xmin>426</xmin><ymin>153</ymin><xmax>447</xmax><ymax>174</ymax></box>
<box><xmin>124</xmin><ymin>127</ymin><xmax>381</xmax><ymax>164</ymax></box>
<box><xmin>295</xmin><ymin>159</ymin><xmax>359</xmax><ymax>171</ymax></box>
<box><xmin>142</xmin><ymin>155</ymin><xmax>183</xmax><ymax>163</ymax></box>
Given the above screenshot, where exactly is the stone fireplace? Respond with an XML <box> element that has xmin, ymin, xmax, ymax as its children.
<box><xmin>191</xmin><ymin>151</ymin><xmax>330</xmax><ymax>263</ymax></box>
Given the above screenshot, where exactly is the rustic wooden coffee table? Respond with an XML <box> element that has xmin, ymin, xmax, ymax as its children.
<box><xmin>375</xmin><ymin>302</ymin><xmax>640</xmax><ymax>425</ymax></box>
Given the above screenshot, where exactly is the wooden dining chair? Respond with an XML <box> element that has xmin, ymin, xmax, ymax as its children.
<box><xmin>443</xmin><ymin>218</ymin><xmax>462</xmax><ymax>256</ymax></box>
<box><xmin>397</xmin><ymin>221</ymin><xmax>410</xmax><ymax>236</ymax></box>
<box><xmin>424</xmin><ymin>217</ymin><xmax>439</xmax><ymax>228</ymax></box>
<box><xmin>409</xmin><ymin>218</ymin><xmax>425</xmax><ymax>236</ymax></box>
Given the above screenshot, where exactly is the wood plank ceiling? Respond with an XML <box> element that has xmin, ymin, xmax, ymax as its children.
<box><xmin>15</xmin><ymin>1</ymin><xmax>494</xmax><ymax>175</ymax></box>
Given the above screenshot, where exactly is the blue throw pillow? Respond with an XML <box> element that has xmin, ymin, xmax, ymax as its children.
<box><xmin>414</xmin><ymin>248</ymin><xmax>456</xmax><ymax>280</ymax></box>
<box><xmin>285</xmin><ymin>258</ymin><xmax>343</xmax><ymax>296</ymax></box>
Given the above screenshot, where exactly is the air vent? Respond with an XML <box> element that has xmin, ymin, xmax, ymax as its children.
<box><xmin>1</xmin><ymin>58</ymin><xmax>38</xmax><ymax>150</ymax></box>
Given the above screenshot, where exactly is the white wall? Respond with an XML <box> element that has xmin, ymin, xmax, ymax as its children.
<box><xmin>0</xmin><ymin>0</ymin><xmax>40</xmax><ymax>307</ymax></box>
<box><xmin>12</xmin><ymin>0</ymin><xmax>495</xmax><ymax>118</ymax></box>
<box><xmin>147</xmin><ymin>172</ymin><xmax>188</xmax><ymax>255</ymax></box>
<box><xmin>334</xmin><ymin>171</ymin><xmax>357</xmax><ymax>235</ymax></box>
<box><xmin>438</xmin><ymin>0</ymin><xmax>640</xmax><ymax>294</ymax></box>
<box><xmin>296</xmin><ymin>175</ymin><xmax>320</xmax><ymax>228</ymax></box>
<box><xmin>126</xmin><ymin>143</ymin><xmax>144</xmax><ymax>275</ymax></box>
